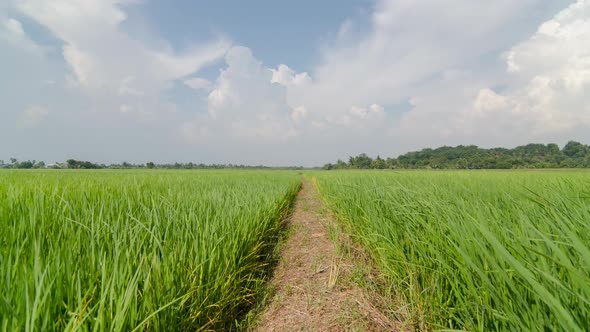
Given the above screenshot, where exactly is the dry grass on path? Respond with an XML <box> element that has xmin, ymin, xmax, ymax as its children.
<box><xmin>254</xmin><ymin>179</ymin><xmax>402</xmax><ymax>331</ymax></box>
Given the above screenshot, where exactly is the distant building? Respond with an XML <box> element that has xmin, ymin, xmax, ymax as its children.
<box><xmin>46</xmin><ymin>163</ymin><xmax>64</xmax><ymax>169</ymax></box>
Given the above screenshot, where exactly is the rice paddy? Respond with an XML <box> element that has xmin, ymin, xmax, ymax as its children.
<box><xmin>314</xmin><ymin>170</ymin><xmax>590</xmax><ymax>331</ymax></box>
<box><xmin>2</xmin><ymin>169</ymin><xmax>590</xmax><ymax>331</ymax></box>
<box><xmin>0</xmin><ymin>170</ymin><xmax>299</xmax><ymax>331</ymax></box>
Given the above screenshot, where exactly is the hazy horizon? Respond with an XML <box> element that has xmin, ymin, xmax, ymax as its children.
<box><xmin>0</xmin><ymin>140</ymin><xmax>585</xmax><ymax>168</ymax></box>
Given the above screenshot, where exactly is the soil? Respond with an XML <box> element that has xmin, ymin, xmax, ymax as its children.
<box><xmin>253</xmin><ymin>179</ymin><xmax>402</xmax><ymax>331</ymax></box>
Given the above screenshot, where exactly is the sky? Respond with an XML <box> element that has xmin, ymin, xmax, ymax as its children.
<box><xmin>1</xmin><ymin>0</ymin><xmax>589</xmax><ymax>166</ymax></box>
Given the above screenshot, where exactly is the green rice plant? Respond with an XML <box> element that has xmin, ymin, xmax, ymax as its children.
<box><xmin>314</xmin><ymin>170</ymin><xmax>590</xmax><ymax>331</ymax></box>
<box><xmin>0</xmin><ymin>170</ymin><xmax>300</xmax><ymax>331</ymax></box>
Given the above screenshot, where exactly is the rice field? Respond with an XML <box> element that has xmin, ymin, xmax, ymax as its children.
<box><xmin>314</xmin><ymin>170</ymin><xmax>590</xmax><ymax>331</ymax></box>
<box><xmin>0</xmin><ymin>170</ymin><xmax>300</xmax><ymax>331</ymax></box>
<box><xmin>3</xmin><ymin>169</ymin><xmax>590</xmax><ymax>331</ymax></box>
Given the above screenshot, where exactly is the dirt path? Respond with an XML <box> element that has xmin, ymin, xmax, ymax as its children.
<box><xmin>254</xmin><ymin>179</ymin><xmax>400</xmax><ymax>331</ymax></box>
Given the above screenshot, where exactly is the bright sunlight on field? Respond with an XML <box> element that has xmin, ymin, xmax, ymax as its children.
<box><xmin>0</xmin><ymin>170</ymin><xmax>299</xmax><ymax>331</ymax></box>
<box><xmin>314</xmin><ymin>170</ymin><xmax>590</xmax><ymax>331</ymax></box>
<box><xmin>2</xmin><ymin>169</ymin><xmax>590</xmax><ymax>331</ymax></box>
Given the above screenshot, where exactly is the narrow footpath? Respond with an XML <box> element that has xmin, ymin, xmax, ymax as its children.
<box><xmin>254</xmin><ymin>179</ymin><xmax>400</xmax><ymax>331</ymax></box>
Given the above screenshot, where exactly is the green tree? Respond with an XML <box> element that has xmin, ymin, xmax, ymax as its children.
<box><xmin>146</xmin><ymin>162</ymin><xmax>155</xmax><ymax>169</ymax></box>
<box><xmin>563</xmin><ymin>141</ymin><xmax>588</xmax><ymax>158</ymax></box>
<box><xmin>385</xmin><ymin>158</ymin><xmax>399</xmax><ymax>169</ymax></box>
<box><xmin>16</xmin><ymin>160</ymin><xmax>34</xmax><ymax>169</ymax></box>
<box><xmin>349</xmin><ymin>153</ymin><xmax>373</xmax><ymax>169</ymax></box>
<box><xmin>371</xmin><ymin>155</ymin><xmax>386</xmax><ymax>169</ymax></box>
<box><xmin>456</xmin><ymin>158</ymin><xmax>468</xmax><ymax>169</ymax></box>
<box><xmin>335</xmin><ymin>159</ymin><xmax>347</xmax><ymax>169</ymax></box>
<box><xmin>33</xmin><ymin>161</ymin><xmax>45</xmax><ymax>169</ymax></box>
<box><xmin>66</xmin><ymin>159</ymin><xmax>78</xmax><ymax>169</ymax></box>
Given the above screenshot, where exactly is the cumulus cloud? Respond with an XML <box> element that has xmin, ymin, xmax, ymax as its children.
<box><xmin>182</xmin><ymin>46</ymin><xmax>297</xmax><ymax>142</ymax></box>
<box><xmin>271</xmin><ymin>64</ymin><xmax>312</xmax><ymax>87</ymax></box>
<box><xmin>321</xmin><ymin>104</ymin><xmax>386</xmax><ymax>129</ymax></box>
<box><xmin>396</xmin><ymin>0</ymin><xmax>590</xmax><ymax>146</ymax></box>
<box><xmin>298</xmin><ymin>0</ymin><xmax>548</xmax><ymax>117</ymax></box>
<box><xmin>205</xmin><ymin>0</ymin><xmax>566</xmax><ymax>148</ymax></box>
<box><xmin>181</xmin><ymin>45</ymin><xmax>395</xmax><ymax>144</ymax></box>
<box><xmin>15</xmin><ymin>0</ymin><xmax>230</xmax><ymax>121</ymax></box>
<box><xmin>179</xmin><ymin>0</ymin><xmax>577</xmax><ymax>153</ymax></box>
<box><xmin>3</xmin><ymin>0</ymin><xmax>587</xmax><ymax>166</ymax></box>
<box><xmin>374</xmin><ymin>0</ymin><xmax>590</xmax><ymax>148</ymax></box>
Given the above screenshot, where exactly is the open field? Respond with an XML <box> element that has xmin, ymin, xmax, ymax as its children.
<box><xmin>314</xmin><ymin>170</ymin><xmax>590</xmax><ymax>331</ymax></box>
<box><xmin>2</xmin><ymin>169</ymin><xmax>590</xmax><ymax>331</ymax></box>
<box><xmin>0</xmin><ymin>170</ymin><xmax>300</xmax><ymax>331</ymax></box>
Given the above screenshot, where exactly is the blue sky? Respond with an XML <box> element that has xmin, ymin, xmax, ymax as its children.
<box><xmin>1</xmin><ymin>0</ymin><xmax>589</xmax><ymax>166</ymax></box>
<box><xmin>128</xmin><ymin>0</ymin><xmax>373</xmax><ymax>71</ymax></box>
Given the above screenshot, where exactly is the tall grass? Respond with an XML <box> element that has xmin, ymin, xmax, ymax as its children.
<box><xmin>0</xmin><ymin>170</ymin><xmax>299</xmax><ymax>331</ymax></box>
<box><xmin>315</xmin><ymin>171</ymin><xmax>590</xmax><ymax>331</ymax></box>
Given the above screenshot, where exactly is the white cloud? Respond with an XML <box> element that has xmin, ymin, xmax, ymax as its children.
<box><xmin>271</xmin><ymin>64</ymin><xmax>311</xmax><ymax>87</ymax></box>
<box><xmin>15</xmin><ymin>0</ymin><xmax>230</xmax><ymax>121</ymax></box>
<box><xmin>291</xmin><ymin>106</ymin><xmax>308</xmax><ymax>123</ymax></box>
<box><xmin>183</xmin><ymin>46</ymin><xmax>297</xmax><ymax>142</ymax></box>
<box><xmin>21</xmin><ymin>105</ymin><xmax>49</xmax><ymax>127</ymax></box>
<box><xmin>318</xmin><ymin>103</ymin><xmax>386</xmax><ymax>129</ymax></box>
<box><xmin>117</xmin><ymin>102</ymin><xmax>160</xmax><ymax>122</ymax></box>
<box><xmin>3</xmin><ymin>17</ymin><xmax>24</xmax><ymax>37</ymax></box>
<box><xmin>0</xmin><ymin>17</ymin><xmax>43</xmax><ymax>54</ymax></box>
<box><xmin>360</xmin><ymin>0</ymin><xmax>590</xmax><ymax>149</ymax></box>
<box><xmin>392</xmin><ymin>0</ymin><xmax>590</xmax><ymax>149</ymax></box>
<box><xmin>180</xmin><ymin>0</ymin><xmax>574</xmax><ymax>154</ymax></box>
<box><xmin>350</xmin><ymin>104</ymin><xmax>385</xmax><ymax>119</ymax></box>
<box><xmin>3</xmin><ymin>0</ymin><xmax>586</xmax><ymax>166</ymax></box>
<box><xmin>215</xmin><ymin>0</ymin><xmax>566</xmax><ymax>149</ymax></box>
<box><xmin>184</xmin><ymin>77</ymin><xmax>212</xmax><ymax>91</ymax></box>
<box><xmin>297</xmin><ymin>0</ymin><xmax>546</xmax><ymax>117</ymax></box>
<box><xmin>462</xmin><ymin>0</ymin><xmax>590</xmax><ymax>139</ymax></box>
<box><xmin>181</xmin><ymin>46</ymin><xmax>395</xmax><ymax>144</ymax></box>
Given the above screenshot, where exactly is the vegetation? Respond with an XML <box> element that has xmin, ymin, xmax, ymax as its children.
<box><xmin>0</xmin><ymin>170</ymin><xmax>300</xmax><ymax>331</ymax></box>
<box><xmin>4</xmin><ymin>148</ymin><xmax>590</xmax><ymax>331</ymax></box>
<box><xmin>323</xmin><ymin>141</ymin><xmax>590</xmax><ymax>169</ymax></box>
<box><xmin>66</xmin><ymin>159</ymin><xmax>105</xmax><ymax>169</ymax></box>
<box><xmin>0</xmin><ymin>158</ymin><xmax>305</xmax><ymax>170</ymax></box>
<box><xmin>0</xmin><ymin>159</ymin><xmax>45</xmax><ymax>169</ymax></box>
<box><xmin>314</xmin><ymin>171</ymin><xmax>590</xmax><ymax>331</ymax></box>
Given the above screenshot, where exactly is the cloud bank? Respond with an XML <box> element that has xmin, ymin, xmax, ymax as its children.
<box><xmin>16</xmin><ymin>0</ymin><xmax>229</xmax><ymax>122</ymax></box>
<box><xmin>1</xmin><ymin>0</ymin><xmax>588</xmax><ymax>165</ymax></box>
<box><xmin>397</xmin><ymin>0</ymin><xmax>590</xmax><ymax>147</ymax></box>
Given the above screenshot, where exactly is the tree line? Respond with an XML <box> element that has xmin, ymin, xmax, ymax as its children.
<box><xmin>323</xmin><ymin>141</ymin><xmax>590</xmax><ymax>170</ymax></box>
<box><xmin>0</xmin><ymin>159</ymin><xmax>304</xmax><ymax>170</ymax></box>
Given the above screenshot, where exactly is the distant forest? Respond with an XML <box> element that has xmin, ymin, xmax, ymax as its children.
<box><xmin>323</xmin><ymin>141</ymin><xmax>590</xmax><ymax>170</ymax></box>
